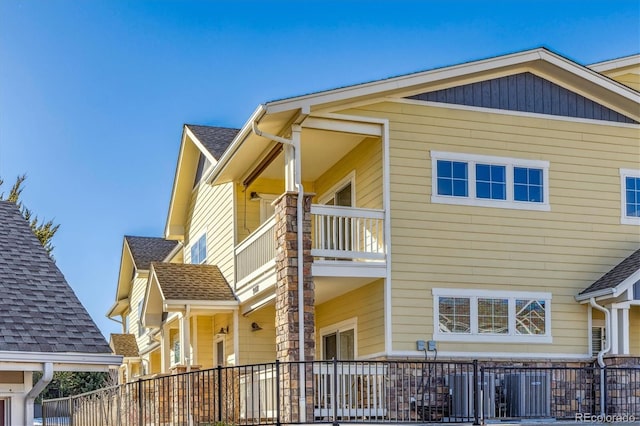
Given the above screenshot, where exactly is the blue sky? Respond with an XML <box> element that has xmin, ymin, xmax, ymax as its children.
<box><xmin>0</xmin><ymin>1</ymin><xmax>638</xmax><ymax>339</ymax></box>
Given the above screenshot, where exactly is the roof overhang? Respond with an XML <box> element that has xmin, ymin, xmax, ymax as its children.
<box><xmin>108</xmin><ymin>239</ymin><xmax>136</xmax><ymax>319</ymax></box>
<box><xmin>588</xmin><ymin>54</ymin><xmax>640</xmax><ymax>73</ymax></box>
<box><xmin>0</xmin><ymin>351</ymin><xmax>123</xmax><ymax>372</ymax></box>
<box><xmin>164</xmin><ymin>126</ymin><xmax>218</xmax><ymax>240</ymax></box>
<box><xmin>106</xmin><ymin>297</ymin><xmax>129</xmax><ymax>318</ymax></box>
<box><xmin>576</xmin><ymin>267</ymin><xmax>640</xmax><ymax>303</ymax></box>
<box><xmin>163</xmin><ymin>300</ymin><xmax>239</xmax><ymax>313</ymax></box>
<box><xmin>208</xmin><ymin>48</ymin><xmax>640</xmax><ymax>188</ymax></box>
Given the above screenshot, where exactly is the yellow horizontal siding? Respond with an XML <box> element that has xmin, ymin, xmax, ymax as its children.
<box><xmin>340</xmin><ymin>101</ymin><xmax>639</xmax><ymax>357</ymax></box>
<box><xmin>315</xmin><ymin>280</ymin><xmax>385</xmax><ymax>358</ymax></box>
<box><xmin>630</xmin><ymin>307</ymin><xmax>640</xmax><ymax>356</ymax></box>
<box><xmin>195</xmin><ymin>315</ymin><xmax>214</xmax><ymax>369</ymax></box>
<box><xmin>238</xmin><ymin>305</ymin><xmax>277</xmax><ymax>364</ymax></box>
<box><xmin>129</xmin><ymin>275</ymin><xmax>149</xmax><ymax>351</ymax></box>
<box><xmin>185</xmin><ymin>182</ymin><xmax>235</xmax><ymax>283</ymax></box>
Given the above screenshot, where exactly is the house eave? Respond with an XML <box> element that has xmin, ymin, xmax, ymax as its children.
<box><xmin>0</xmin><ymin>351</ymin><xmax>123</xmax><ymax>371</ymax></box>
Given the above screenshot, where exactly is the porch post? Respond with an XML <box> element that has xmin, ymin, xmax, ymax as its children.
<box><xmin>274</xmin><ymin>191</ymin><xmax>316</xmax><ymax>421</ymax></box>
<box><xmin>619</xmin><ymin>307</ymin><xmax>630</xmax><ymax>355</ymax></box>
<box><xmin>610</xmin><ymin>306</ymin><xmax>619</xmax><ymax>354</ymax></box>
<box><xmin>160</xmin><ymin>325</ymin><xmax>170</xmax><ymax>373</ymax></box>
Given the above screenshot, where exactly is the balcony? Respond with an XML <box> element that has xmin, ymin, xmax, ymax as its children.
<box><xmin>234</xmin><ymin>205</ymin><xmax>386</xmax><ymax>302</ymax></box>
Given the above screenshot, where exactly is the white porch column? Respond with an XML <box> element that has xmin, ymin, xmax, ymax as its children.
<box><xmin>284</xmin><ymin>144</ymin><xmax>296</xmax><ymax>192</ymax></box>
<box><xmin>619</xmin><ymin>307</ymin><xmax>630</xmax><ymax>355</ymax></box>
<box><xmin>160</xmin><ymin>325</ymin><xmax>170</xmax><ymax>373</ymax></box>
<box><xmin>610</xmin><ymin>306</ymin><xmax>619</xmax><ymax>355</ymax></box>
<box><xmin>180</xmin><ymin>311</ymin><xmax>191</xmax><ymax>368</ymax></box>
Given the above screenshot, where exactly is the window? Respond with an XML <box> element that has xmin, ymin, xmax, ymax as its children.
<box><xmin>620</xmin><ymin>169</ymin><xmax>640</xmax><ymax>225</ymax></box>
<box><xmin>137</xmin><ymin>301</ymin><xmax>144</xmax><ymax>336</ymax></box>
<box><xmin>320</xmin><ymin>318</ymin><xmax>357</xmax><ymax>360</ymax></box>
<box><xmin>215</xmin><ymin>339</ymin><xmax>225</xmax><ymax>366</ymax></box>
<box><xmin>171</xmin><ymin>331</ymin><xmax>181</xmax><ymax>365</ymax></box>
<box><xmin>190</xmin><ymin>233</ymin><xmax>207</xmax><ymax>264</ymax></box>
<box><xmin>431</xmin><ymin>151</ymin><xmax>550</xmax><ymax>211</ymax></box>
<box><xmin>433</xmin><ymin>289</ymin><xmax>552</xmax><ymax>343</ymax></box>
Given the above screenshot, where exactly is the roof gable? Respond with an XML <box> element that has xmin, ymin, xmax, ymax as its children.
<box><xmin>150</xmin><ymin>262</ymin><xmax>236</xmax><ymax>302</ymax></box>
<box><xmin>165</xmin><ymin>125</ymin><xmax>238</xmax><ymax>239</ymax></box>
<box><xmin>109</xmin><ymin>333</ymin><xmax>140</xmax><ymax>358</ymax></box>
<box><xmin>125</xmin><ymin>236</ymin><xmax>179</xmax><ymax>271</ymax></box>
<box><xmin>406</xmin><ymin>72</ymin><xmax>637</xmax><ymax>124</ymax></box>
<box><xmin>578</xmin><ymin>248</ymin><xmax>640</xmax><ymax>299</ymax></box>
<box><xmin>0</xmin><ymin>201</ymin><xmax>111</xmax><ymax>354</ymax></box>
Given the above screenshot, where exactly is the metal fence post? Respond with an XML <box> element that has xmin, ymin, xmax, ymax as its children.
<box><xmin>602</xmin><ymin>366</ymin><xmax>608</xmax><ymax>416</ymax></box>
<box><xmin>473</xmin><ymin>360</ymin><xmax>480</xmax><ymax>425</ymax></box>
<box><xmin>276</xmin><ymin>360</ymin><xmax>281</xmax><ymax>426</ymax></box>
<box><xmin>333</xmin><ymin>358</ymin><xmax>339</xmax><ymax>426</ymax></box>
<box><xmin>217</xmin><ymin>365</ymin><xmax>223</xmax><ymax>423</ymax></box>
<box><xmin>137</xmin><ymin>379</ymin><xmax>143</xmax><ymax>426</ymax></box>
<box><xmin>69</xmin><ymin>397</ymin><xmax>74</xmax><ymax>426</ymax></box>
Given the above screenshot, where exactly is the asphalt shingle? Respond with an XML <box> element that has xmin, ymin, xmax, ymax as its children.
<box><xmin>109</xmin><ymin>333</ymin><xmax>140</xmax><ymax>358</ymax></box>
<box><xmin>125</xmin><ymin>236</ymin><xmax>179</xmax><ymax>271</ymax></box>
<box><xmin>579</xmin><ymin>248</ymin><xmax>640</xmax><ymax>295</ymax></box>
<box><xmin>185</xmin><ymin>125</ymin><xmax>239</xmax><ymax>160</ymax></box>
<box><xmin>151</xmin><ymin>262</ymin><xmax>236</xmax><ymax>302</ymax></box>
<box><xmin>0</xmin><ymin>200</ymin><xmax>112</xmax><ymax>354</ymax></box>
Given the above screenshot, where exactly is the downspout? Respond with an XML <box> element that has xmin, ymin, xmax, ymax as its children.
<box><xmin>25</xmin><ymin>362</ymin><xmax>53</xmax><ymax>425</ymax></box>
<box><xmin>251</xmin><ymin>120</ymin><xmax>307</xmax><ymax>421</ymax></box>
<box><xmin>589</xmin><ymin>297</ymin><xmax>611</xmax><ymax>416</ymax></box>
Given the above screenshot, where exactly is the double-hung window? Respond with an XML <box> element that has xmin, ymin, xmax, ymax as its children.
<box><xmin>620</xmin><ymin>169</ymin><xmax>640</xmax><ymax>225</ymax></box>
<box><xmin>431</xmin><ymin>151</ymin><xmax>550</xmax><ymax>211</ymax></box>
<box><xmin>190</xmin><ymin>233</ymin><xmax>207</xmax><ymax>264</ymax></box>
<box><xmin>433</xmin><ymin>288</ymin><xmax>552</xmax><ymax>343</ymax></box>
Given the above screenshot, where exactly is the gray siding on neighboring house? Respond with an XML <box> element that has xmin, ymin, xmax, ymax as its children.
<box><xmin>407</xmin><ymin>72</ymin><xmax>637</xmax><ymax>124</ymax></box>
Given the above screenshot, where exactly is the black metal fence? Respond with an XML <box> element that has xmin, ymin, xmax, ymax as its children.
<box><xmin>42</xmin><ymin>360</ymin><xmax>640</xmax><ymax>425</ymax></box>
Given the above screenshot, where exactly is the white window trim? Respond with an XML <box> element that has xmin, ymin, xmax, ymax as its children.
<box><xmin>318</xmin><ymin>171</ymin><xmax>356</xmax><ymax>206</ymax></box>
<box><xmin>214</xmin><ymin>336</ymin><xmax>225</xmax><ymax>366</ymax></box>
<box><xmin>189</xmin><ymin>230</ymin><xmax>207</xmax><ymax>264</ymax></box>
<box><xmin>431</xmin><ymin>151</ymin><xmax>550</xmax><ymax>211</ymax></box>
<box><xmin>432</xmin><ymin>288</ymin><xmax>552</xmax><ymax>344</ymax></box>
<box><xmin>620</xmin><ymin>168</ymin><xmax>640</xmax><ymax>225</ymax></box>
<box><xmin>319</xmin><ymin>317</ymin><xmax>358</xmax><ymax>360</ymax></box>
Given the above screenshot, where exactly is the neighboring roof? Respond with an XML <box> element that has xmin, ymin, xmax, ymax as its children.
<box><xmin>151</xmin><ymin>262</ymin><xmax>236</xmax><ymax>301</ymax></box>
<box><xmin>109</xmin><ymin>334</ymin><xmax>140</xmax><ymax>358</ymax></box>
<box><xmin>0</xmin><ymin>201</ymin><xmax>112</xmax><ymax>354</ymax></box>
<box><xmin>578</xmin><ymin>248</ymin><xmax>640</xmax><ymax>298</ymax></box>
<box><xmin>588</xmin><ymin>53</ymin><xmax>640</xmax><ymax>73</ymax></box>
<box><xmin>185</xmin><ymin>125</ymin><xmax>239</xmax><ymax>160</ymax></box>
<box><xmin>125</xmin><ymin>236</ymin><xmax>180</xmax><ymax>270</ymax></box>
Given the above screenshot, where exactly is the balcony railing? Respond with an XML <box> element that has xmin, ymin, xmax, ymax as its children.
<box><xmin>234</xmin><ymin>206</ymin><xmax>386</xmax><ymax>291</ymax></box>
<box><xmin>234</xmin><ymin>216</ymin><xmax>276</xmax><ymax>286</ymax></box>
<box><xmin>311</xmin><ymin>204</ymin><xmax>385</xmax><ymax>261</ymax></box>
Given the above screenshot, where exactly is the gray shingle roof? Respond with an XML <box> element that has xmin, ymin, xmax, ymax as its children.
<box><xmin>579</xmin><ymin>248</ymin><xmax>640</xmax><ymax>295</ymax></box>
<box><xmin>109</xmin><ymin>334</ymin><xmax>140</xmax><ymax>358</ymax></box>
<box><xmin>0</xmin><ymin>201</ymin><xmax>112</xmax><ymax>353</ymax></box>
<box><xmin>151</xmin><ymin>262</ymin><xmax>236</xmax><ymax>302</ymax></box>
<box><xmin>125</xmin><ymin>236</ymin><xmax>179</xmax><ymax>271</ymax></box>
<box><xmin>185</xmin><ymin>125</ymin><xmax>239</xmax><ymax>160</ymax></box>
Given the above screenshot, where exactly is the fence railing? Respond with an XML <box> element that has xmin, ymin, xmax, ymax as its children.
<box><xmin>311</xmin><ymin>205</ymin><xmax>385</xmax><ymax>261</ymax></box>
<box><xmin>42</xmin><ymin>360</ymin><xmax>640</xmax><ymax>425</ymax></box>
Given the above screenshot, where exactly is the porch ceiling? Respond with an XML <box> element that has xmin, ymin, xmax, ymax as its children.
<box><xmin>213</xmin><ymin>124</ymin><xmax>370</xmax><ymax>184</ymax></box>
<box><xmin>315</xmin><ymin>276</ymin><xmax>377</xmax><ymax>305</ymax></box>
<box><xmin>259</xmin><ymin>129</ymin><xmax>369</xmax><ymax>181</ymax></box>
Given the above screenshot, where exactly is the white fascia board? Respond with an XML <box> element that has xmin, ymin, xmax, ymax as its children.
<box><xmin>163</xmin><ymin>300</ymin><xmax>239</xmax><ymax>311</ymax></box>
<box><xmin>588</xmin><ymin>54</ymin><xmax>640</xmax><ymax>72</ymax></box>
<box><xmin>264</xmin><ymin>48</ymin><xmax>639</xmax><ymax>115</ymax></box>
<box><xmin>162</xmin><ymin>241</ymin><xmax>183</xmax><ymax>263</ymax></box>
<box><xmin>264</xmin><ymin>50</ymin><xmax>545</xmax><ymax>114</ymax></box>
<box><xmin>575</xmin><ymin>288</ymin><xmax>615</xmax><ymax>302</ymax></box>
<box><xmin>164</xmin><ymin>127</ymin><xmax>190</xmax><ymax>239</ymax></box>
<box><xmin>0</xmin><ymin>351</ymin><xmax>123</xmax><ymax>368</ymax></box>
<box><xmin>205</xmin><ymin>105</ymin><xmax>267</xmax><ymax>185</ymax></box>
<box><xmin>389</xmin><ymin>350</ymin><xmax>592</xmax><ymax>361</ymax></box>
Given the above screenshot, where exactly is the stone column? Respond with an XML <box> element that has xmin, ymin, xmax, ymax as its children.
<box><xmin>274</xmin><ymin>191</ymin><xmax>315</xmax><ymax>422</ymax></box>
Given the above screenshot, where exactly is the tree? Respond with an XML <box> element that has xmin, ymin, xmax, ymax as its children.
<box><xmin>0</xmin><ymin>174</ymin><xmax>59</xmax><ymax>256</ymax></box>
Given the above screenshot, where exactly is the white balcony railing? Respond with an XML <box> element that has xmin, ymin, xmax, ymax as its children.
<box><xmin>314</xmin><ymin>362</ymin><xmax>388</xmax><ymax>418</ymax></box>
<box><xmin>234</xmin><ymin>216</ymin><xmax>276</xmax><ymax>286</ymax></box>
<box><xmin>311</xmin><ymin>204</ymin><xmax>385</xmax><ymax>261</ymax></box>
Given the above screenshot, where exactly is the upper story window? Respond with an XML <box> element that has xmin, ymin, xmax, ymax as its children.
<box><xmin>431</xmin><ymin>151</ymin><xmax>550</xmax><ymax>211</ymax></box>
<box><xmin>190</xmin><ymin>233</ymin><xmax>207</xmax><ymax>264</ymax></box>
<box><xmin>620</xmin><ymin>169</ymin><xmax>640</xmax><ymax>225</ymax></box>
<box><xmin>433</xmin><ymin>288</ymin><xmax>552</xmax><ymax>343</ymax></box>
<box><xmin>137</xmin><ymin>301</ymin><xmax>144</xmax><ymax>336</ymax></box>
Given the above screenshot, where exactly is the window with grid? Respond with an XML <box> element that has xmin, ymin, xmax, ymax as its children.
<box><xmin>190</xmin><ymin>233</ymin><xmax>207</xmax><ymax>264</ymax></box>
<box><xmin>432</xmin><ymin>151</ymin><xmax>549</xmax><ymax>211</ymax></box>
<box><xmin>434</xmin><ymin>289</ymin><xmax>551</xmax><ymax>343</ymax></box>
